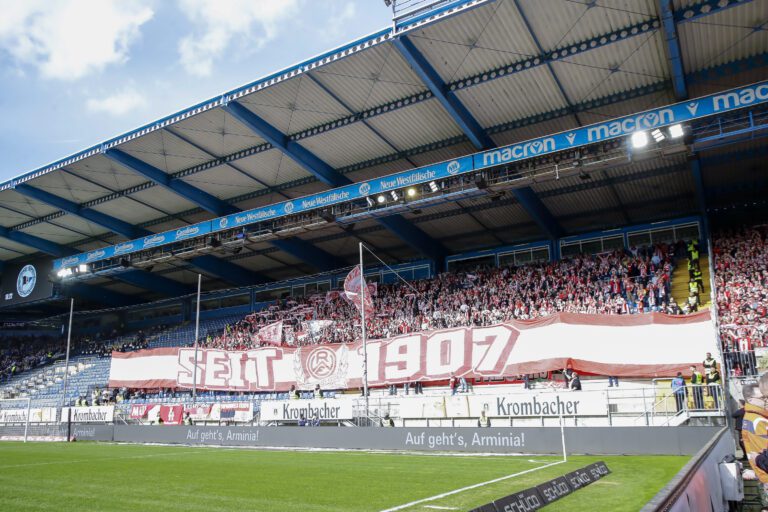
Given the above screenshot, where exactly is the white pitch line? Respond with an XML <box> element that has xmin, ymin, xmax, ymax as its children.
<box><xmin>423</xmin><ymin>506</ymin><xmax>458</xmax><ymax>510</ymax></box>
<box><xmin>379</xmin><ymin>460</ymin><xmax>567</xmax><ymax>512</ymax></box>
<box><xmin>0</xmin><ymin>449</ymin><xmax>201</xmax><ymax>470</ymax></box>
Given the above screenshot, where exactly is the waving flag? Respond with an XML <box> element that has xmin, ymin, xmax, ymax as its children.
<box><xmin>344</xmin><ymin>265</ymin><xmax>374</xmax><ymax>316</ymax></box>
<box><xmin>259</xmin><ymin>321</ymin><xmax>283</xmax><ymax>346</ymax></box>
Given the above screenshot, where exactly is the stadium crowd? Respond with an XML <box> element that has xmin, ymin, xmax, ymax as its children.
<box><xmin>713</xmin><ymin>225</ymin><xmax>768</xmax><ymax>376</ymax></box>
<box><xmin>0</xmin><ymin>335</ymin><xmax>61</xmax><ymax>383</ymax></box>
<box><xmin>6</xmin><ymin>228</ymin><xmax>768</xmax><ymax>387</ymax></box>
<box><xmin>0</xmin><ymin>330</ymin><xmax>149</xmax><ymax>383</ymax></box>
<box><xmin>204</xmin><ymin>242</ymin><xmax>683</xmax><ymax>350</ymax></box>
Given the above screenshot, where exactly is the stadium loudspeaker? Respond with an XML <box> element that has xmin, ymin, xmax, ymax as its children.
<box><xmin>119</xmin><ymin>259</ymin><xmax>131</xmax><ymax>268</ymax></box>
<box><xmin>209</xmin><ymin>237</ymin><xmax>222</xmax><ymax>248</ymax></box>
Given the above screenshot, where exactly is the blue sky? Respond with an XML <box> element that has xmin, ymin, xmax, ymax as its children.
<box><xmin>0</xmin><ymin>0</ymin><xmax>393</xmax><ymax>182</ymax></box>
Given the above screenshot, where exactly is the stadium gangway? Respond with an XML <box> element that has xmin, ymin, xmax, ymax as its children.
<box><xmin>624</xmin><ymin>384</ymin><xmax>725</xmax><ymax>427</ymax></box>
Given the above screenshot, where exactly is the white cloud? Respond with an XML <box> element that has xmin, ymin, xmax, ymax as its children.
<box><xmin>86</xmin><ymin>88</ymin><xmax>147</xmax><ymax>116</ymax></box>
<box><xmin>0</xmin><ymin>0</ymin><xmax>153</xmax><ymax>81</ymax></box>
<box><xmin>177</xmin><ymin>0</ymin><xmax>299</xmax><ymax>77</ymax></box>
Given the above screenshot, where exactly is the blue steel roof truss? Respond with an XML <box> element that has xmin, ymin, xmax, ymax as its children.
<box><xmin>392</xmin><ymin>32</ymin><xmax>564</xmax><ymax>239</ymax></box>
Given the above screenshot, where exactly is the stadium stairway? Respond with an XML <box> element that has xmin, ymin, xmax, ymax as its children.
<box><xmin>670</xmin><ymin>256</ymin><xmax>711</xmax><ymax>309</ymax></box>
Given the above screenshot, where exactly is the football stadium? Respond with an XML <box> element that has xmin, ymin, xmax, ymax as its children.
<box><xmin>0</xmin><ymin>0</ymin><xmax>766</xmax><ymax>510</ymax></box>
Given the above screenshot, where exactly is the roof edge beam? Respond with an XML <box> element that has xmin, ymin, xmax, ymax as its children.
<box><xmin>104</xmin><ymin>149</ymin><xmax>238</xmax><ymax>217</ymax></box>
<box><xmin>14</xmin><ymin>184</ymin><xmax>148</xmax><ymax>240</ymax></box>
<box><xmin>116</xmin><ymin>270</ymin><xmax>194</xmax><ymax>297</ymax></box>
<box><xmin>222</xmin><ymin>102</ymin><xmax>350</xmax><ymax>188</ymax></box>
<box><xmin>189</xmin><ymin>254</ymin><xmax>268</xmax><ymax>285</ymax></box>
<box><xmin>270</xmin><ymin>238</ymin><xmax>347</xmax><ymax>272</ymax></box>
<box><xmin>0</xmin><ymin>226</ymin><xmax>72</xmax><ymax>258</ymax></box>
<box><xmin>376</xmin><ymin>215</ymin><xmax>446</xmax><ymax>264</ymax></box>
<box><xmin>511</xmin><ymin>188</ymin><xmax>564</xmax><ymax>240</ymax></box>
<box><xmin>392</xmin><ymin>35</ymin><xmax>494</xmax><ymax>150</ymax></box>
<box><xmin>658</xmin><ymin>0</ymin><xmax>688</xmax><ymax>100</ymax></box>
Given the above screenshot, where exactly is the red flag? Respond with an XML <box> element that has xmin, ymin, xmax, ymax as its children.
<box><xmin>344</xmin><ymin>265</ymin><xmax>373</xmax><ymax>316</ymax></box>
<box><xmin>259</xmin><ymin>321</ymin><xmax>283</xmax><ymax>346</ymax></box>
<box><xmin>159</xmin><ymin>405</ymin><xmax>183</xmax><ymax>425</ymax></box>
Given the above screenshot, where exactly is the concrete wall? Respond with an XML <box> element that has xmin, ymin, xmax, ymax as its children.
<box><xmin>71</xmin><ymin>425</ymin><xmax>719</xmax><ymax>455</ymax></box>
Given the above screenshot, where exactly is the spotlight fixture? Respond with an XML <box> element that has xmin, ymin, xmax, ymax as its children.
<box><xmin>366</xmin><ymin>197</ymin><xmax>375</xmax><ymax>207</ymax></box>
<box><xmin>377</xmin><ymin>195</ymin><xmax>386</xmax><ymax>204</ymax></box>
<box><xmin>651</xmin><ymin>128</ymin><xmax>665</xmax><ymax>142</ymax></box>
<box><xmin>406</xmin><ymin>188</ymin><xmax>416</xmax><ymax>197</ymax></box>
<box><xmin>668</xmin><ymin>123</ymin><xmax>684</xmax><ymax>138</ymax></box>
<box><xmin>390</xmin><ymin>190</ymin><xmax>399</xmax><ymax>201</ymax></box>
<box><xmin>631</xmin><ymin>131</ymin><xmax>649</xmax><ymax>148</ymax></box>
<box><xmin>78</xmin><ymin>264</ymin><xmax>88</xmax><ymax>273</ymax></box>
<box><xmin>428</xmin><ymin>181</ymin><xmax>439</xmax><ymax>193</ymax></box>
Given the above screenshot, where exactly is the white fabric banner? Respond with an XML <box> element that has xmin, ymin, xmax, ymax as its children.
<box><xmin>110</xmin><ymin>311</ymin><xmax>717</xmax><ymax>392</ymax></box>
<box><xmin>0</xmin><ymin>408</ymin><xmax>57</xmax><ymax>424</ymax></box>
<box><xmin>260</xmin><ymin>399</ymin><xmax>354</xmax><ymax>421</ymax></box>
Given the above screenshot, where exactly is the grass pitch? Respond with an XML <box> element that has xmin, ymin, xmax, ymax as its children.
<box><xmin>0</xmin><ymin>442</ymin><xmax>687</xmax><ymax>512</ymax></box>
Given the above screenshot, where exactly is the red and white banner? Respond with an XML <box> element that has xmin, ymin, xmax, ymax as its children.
<box><xmin>109</xmin><ymin>311</ymin><xmax>718</xmax><ymax>392</ymax></box>
<box><xmin>259</xmin><ymin>321</ymin><xmax>283</xmax><ymax>346</ymax></box>
<box><xmin>159</xmin><ymin>405</ymin><xmax>183</xmax><ymax>425</ymax></box>
<box><xmin>343</xmin><ymin>265</ymin><xmax>373</xmax><ymax>316</ymax></box>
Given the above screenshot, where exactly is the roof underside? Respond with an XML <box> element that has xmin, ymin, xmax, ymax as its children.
<box><xmin>1</xmin><ymin>0</ymin><xmax>767</xmax><ymax>307</ymax></box>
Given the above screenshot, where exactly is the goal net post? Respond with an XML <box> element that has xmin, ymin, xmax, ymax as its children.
<box><xmin>0</xmin><ymin>398</ymin><xmax>65</xmax><ymax>442</ymax></box>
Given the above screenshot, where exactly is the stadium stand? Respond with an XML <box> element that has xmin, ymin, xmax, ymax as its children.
<box><xmin>203</xmin><ymin>241</ymin><xmax>686</xmax><ymax>351</ymax></box>
<box><xmin>714</xmin><ymin>225</ymin><xmax>768</xmax><ymax>377</ymax></box>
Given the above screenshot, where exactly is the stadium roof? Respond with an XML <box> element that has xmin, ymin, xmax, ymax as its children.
<box><xmin>0</xmin><ymin>0</ymin><xmax>766</xmax><ymax>308</ymax></box>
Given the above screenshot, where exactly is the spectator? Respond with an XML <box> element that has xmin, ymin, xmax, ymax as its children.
<box><xmin>689</xmin><ymin>365</ymin><xmax>704</xmax><ymax>410</ymax></box>
<box><xmin>671</xmin><ymin>372</ymin><xmax>687</xmax><ymax>412</ymax></box>
<box><xmin>478</xmin><ymin>410</ymin><xmax>490</xmax><ymax>428</ymax></box>
<box><xmin>570</xmin><ymin>372</ymin><xmax>582</xmax><ymax>391</ymax></box>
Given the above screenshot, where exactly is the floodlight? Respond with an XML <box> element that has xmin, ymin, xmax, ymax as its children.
<box><xmin>631</xmin><ymin>131</ymin><xmax>649</xmax><ymax>148</ymax></box>
<box><xmin>669</xmin><ymin>123</ymin><xmax>684</xmax><ymax>138</ymax></box>
<box><xmin>377</xmin><ymin>195</ymin><xmax>386</xmax><ymax>204</ymax></box>
<box><xmin>651</xmin><ymin>129</ymin><xmax>665</xmax><ymax>142</ymax></box>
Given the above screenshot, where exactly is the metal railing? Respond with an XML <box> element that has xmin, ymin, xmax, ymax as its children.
<box><xmin>722</xmin><ymin>350</ymin><xmax>759</xmax><ymax>377</ymax></box>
